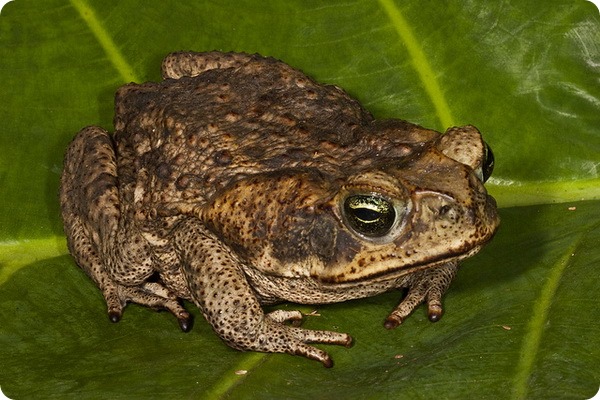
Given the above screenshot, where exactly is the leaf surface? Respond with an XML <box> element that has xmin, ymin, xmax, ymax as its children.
<box><xmin>1</xmin><ymin>1</ymin><xmax>599</xmax><ymax>398</ymax></box>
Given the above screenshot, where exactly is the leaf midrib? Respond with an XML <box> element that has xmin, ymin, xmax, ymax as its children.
<box><xmin>511</xmin><ymin>218</ymin><xmax>597</xmax><ymax>399</ymax></box>
<box><xmin>377</xmin><ymin>0</ymin><xmax>454</xmax><ymax>129</ymax></box>
<box><xmin>487</xmin><ymin>177</ymin><xmax>600</xmax><ymax>207</ymax></box>
<box><xmin>69</xmin><ymin>0</ymin><xmax>139</xmax><ymax>83</ymax></box>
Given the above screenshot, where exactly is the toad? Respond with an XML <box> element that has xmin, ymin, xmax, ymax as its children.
<box><xmin>60</xmin><ymin>51</ymin><xmax>499</xmax><ymax>367</ymax></box>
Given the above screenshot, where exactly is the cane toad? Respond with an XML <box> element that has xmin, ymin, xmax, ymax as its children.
<box><xmin>60</xmin><ymin>51</ymin><xmax>499</xmax><ymax>367</ymax></box>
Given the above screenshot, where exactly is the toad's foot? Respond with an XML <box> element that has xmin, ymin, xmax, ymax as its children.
<box><xmin>384</xmin><ymin>262</ymin><xmax>459</xmax><ymax>329</ymax></box>
<box><xmin>256</xmin><ymin>310</ymin><xmax>352</xmax><ymax>368</ymax></box>
<box><xmin>101</xmin><ymin>279</ymin><xmax>193</xmax><ymax>332</ymax></box>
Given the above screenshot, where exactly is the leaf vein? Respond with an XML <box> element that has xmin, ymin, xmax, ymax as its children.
<box><xmin>511</xmin><ymin>231</ymin><xmax>587</xmax><ymax>399</ymax></box>
<box><xmin>377</xmin><ymin>0</ymin><xmax>454</xmax><ymax>128</ymax></box>
<box><xmin>203</xmin><ymin>352</ymin><xmax>267</xmax><ymax>399</ymax></box>
<box><xmin>69</xmin><ymin>0</ymin><xmax>139</xmax><ymax>83</ymax></box>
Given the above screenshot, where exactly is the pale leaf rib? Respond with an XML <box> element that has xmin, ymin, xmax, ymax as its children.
<box><xmin>69</xmin><ymin>0</ymin><xmax>139</xmax><ymax>83</ymax></box>
<box><xmin>377</xmin><ymin>0</ymin><xmax>454</xmax><ymax>128</ymax></box>
<box><xmin>512</xmin><ymin>234</ymin><xmax>583</xmax><ymax>399</ymax></box>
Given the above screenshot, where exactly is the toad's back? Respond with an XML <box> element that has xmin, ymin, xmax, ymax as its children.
<box><xmin>111</xmin><ymin>53</ymin><xmax>436</xmax><ymax>210</ymax></box>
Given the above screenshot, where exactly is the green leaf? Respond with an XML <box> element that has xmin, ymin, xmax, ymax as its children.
<box><xmin>1</xmin><ymin>0</ymin><xmax>599</xmax><ymax>398</ymax></box>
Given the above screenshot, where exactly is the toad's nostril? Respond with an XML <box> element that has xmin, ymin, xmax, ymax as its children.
<box><xmin>439</xmin><ymin>205</ymin><xmax>452</xmax><ymax>216</ymax></box>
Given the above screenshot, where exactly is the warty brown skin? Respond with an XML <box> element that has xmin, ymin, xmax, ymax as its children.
<box><xmin>60</xmin><ymin>51</ymin><xmax>499</xmax><ymax>367</ymax></box>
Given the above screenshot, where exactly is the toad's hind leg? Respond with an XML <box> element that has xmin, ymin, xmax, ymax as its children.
<box><xmin>173</xmin><ymin>218</ymin><xmax>353</xmax><ymax>367</ymax></box>
<box><xmin>60</xmin><ymin>126</ymin><xmax>191</xmax><ymax>331</ymax></box>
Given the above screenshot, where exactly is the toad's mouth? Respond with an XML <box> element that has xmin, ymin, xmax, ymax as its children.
<box><xmin>315</xmin><ymin>238</ymin><xmax>491</xmax><ymax>286</ymax></box>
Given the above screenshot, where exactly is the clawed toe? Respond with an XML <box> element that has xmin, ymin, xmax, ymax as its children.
<box><xmin>384</xmin><ymin>315</ymin><xmax>401</xmax><ymax>330</ymax></box>
<box><xmin>108</xmin><ymin>310</ymin><xmax>122</xmax><ymax>323</ymax></box>
<box><xmin>175</xmin><ymin>310</ymin><xmax>193</xmax><ymax>332</ymax></box>
<box><xmin>427</xmin><ymin>302</ymin><xmax>444</xmax><ymax>322</ymax></box>
<box><xmin>288</xmin><ymin>333</ymin><xmax>352</xmax><ymax>368</ymax></box>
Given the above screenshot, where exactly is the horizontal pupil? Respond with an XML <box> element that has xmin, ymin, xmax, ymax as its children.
<box><xmin>354</xmin><ymin>207</ymin><xmax>382</xmax><ymax>222</ymax></box>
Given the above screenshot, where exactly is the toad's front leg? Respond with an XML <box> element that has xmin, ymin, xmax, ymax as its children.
<box><xmin>173</xmin><ymin>218</ymin><xmax>352</xmax><ymax>367</ymax></box>
<box><xmin>384</xmin><ymin>262</ymin><xmax>459</xmax><ymax>329</ymax></box>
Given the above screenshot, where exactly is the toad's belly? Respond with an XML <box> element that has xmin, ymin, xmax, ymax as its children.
<box><xmin>241</xmin><ymin>261</ymin><xmax>459</xmax><ymax>305</ymax></box>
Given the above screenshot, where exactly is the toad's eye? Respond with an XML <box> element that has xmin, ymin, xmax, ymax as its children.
<box><xmin>482</xmin><ymin>142</ymin><xmax>495</xmax><ymax>182</ymax></box>
<box><xmin>343</xmin><ymin>195</ymin><xmax>396</xmax><ymax>237</ymax></box>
